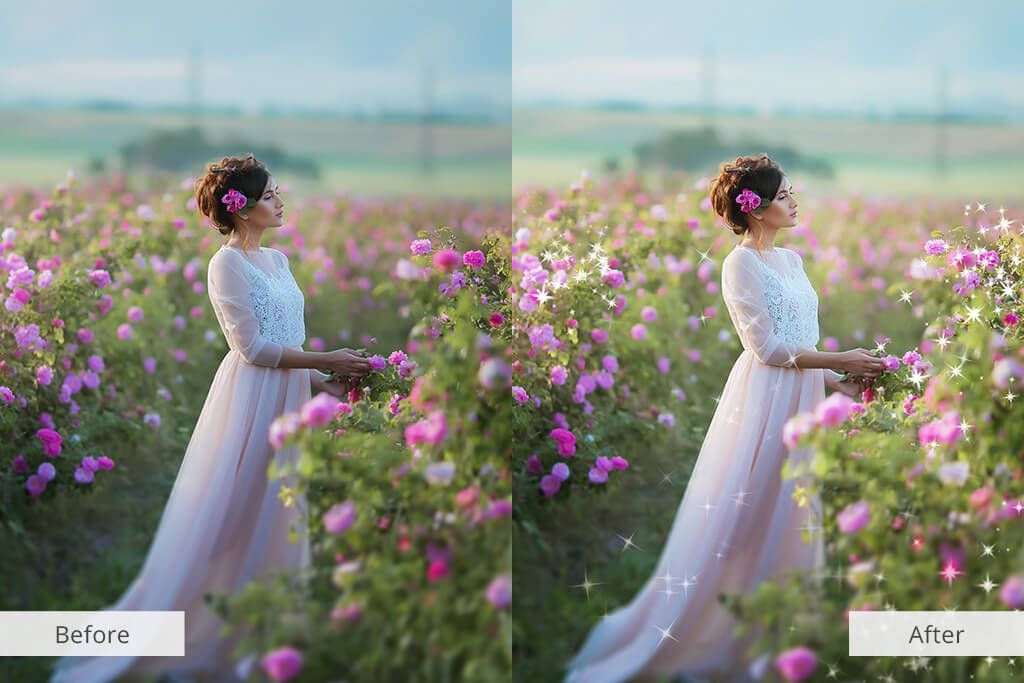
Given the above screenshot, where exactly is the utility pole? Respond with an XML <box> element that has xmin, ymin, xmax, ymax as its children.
<box><xmin>935</xmin><ymin>65</ymin><xmax>948</xmax><ymax>178</ymax></box>
<box><xmin>187</xmin><ymin>44</ymin><xmax>202</xmax><ymax>133</ymax></box>
<box><xmin>701</xmin><ymin>47</ymin><xmax>715</xmax><ymax>128</ymax></box>
<box><xmin>419</xmin><ymin>63</ymin><xmax>435</xmax><ymax>178</ymax></box>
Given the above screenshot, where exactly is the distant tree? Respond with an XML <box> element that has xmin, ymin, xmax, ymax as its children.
<box><xmin>633</xmin><ymin>126</ymin><xmax>834</xmax><ymax>178</ymax></box>
<box><xmin>119</xmin><ymin>126</ymin><xmax>320</xmax><ymax>179</ymax></box>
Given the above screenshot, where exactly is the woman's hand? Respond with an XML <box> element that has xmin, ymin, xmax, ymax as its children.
<box><xmin>321</xmin><ymin>348</ymin><xmax>370</xmax><ymax>378</ymax></box>
<box><xmin>827</xmin><ymin>375</ymin><xmax>862</xmax><ymax>398</ymax></box>
<box><xmin>837</xmin><ymin>348</ymin><xmax>885</xmax><ymax>377</ymax></box>
<box><xmin>313</xmin><ymin>373</ymin><xmax>356</xmax><ymax>398</ymax></box>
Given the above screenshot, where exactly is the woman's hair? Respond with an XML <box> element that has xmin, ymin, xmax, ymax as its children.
<box><xmin>708</xmin><ymin>153</ymin><xmax>783</xmax><ymax>239</ymax></box>
<box><xmin>194</xmin><ymin>153</ymin><xmax>269</xmax><ymax>239</ymax></box>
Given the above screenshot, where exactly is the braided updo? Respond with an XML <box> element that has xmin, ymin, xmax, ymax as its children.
<box><xmin>708</xmin><ymin>153</ymin><xmax>783</xmax><ymax>236</ymax></box>
<box><xmin>194</xmin><ymin>154</ymin><xmax>269</xmax><ymax>237</ymax></box>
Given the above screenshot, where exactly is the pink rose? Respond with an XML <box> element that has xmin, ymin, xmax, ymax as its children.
<box><xmin>1001</xmin><ymin>575</ymin><xmax>1024</xmax><ymax>608</ymax></box>
<box><xmin>774</xmin><ymin>646</ymin><xmax>817</xmax><ymax>682</ymax></box>
<box><xmin>814</xmin><ymin>392</ymin><xmax>854</xmax><ymax>428</ymax></box>
<box><xmin>36</xmin><ymin>428</ymin><xmax>63</xmax><ymax>457</ymax></box>
<box><xmin>260</xmin><ymin>646</ymin><xmax>303</xmax><ymax>682</ymax></box>
<box><xmin>432</xmin><ymin>249</ymin><xmax>460</xmax><ymax>272</ymax></box>
<box><xmin>300</xmin><ymin>392</ymin><xmax>337</xmax><ymax>428</ymax></box>
<box><xmin>837</xmin><ymin>500</ymin><xmax>870</xmax><ymax>534</ymax></box>
<box><xmin>549</xmin><ymin>428</ymin><xmax>576</xmax><ymax>457</ymax></box>
<box><xmin>323</xmin><ymin>501</ymin><xmax>357</xmax><ymax>534</ymax></box>
<box><xmin>485</xmin><ymin>575</ymin><xmax>511</xmax><ymax>608</ymax></box>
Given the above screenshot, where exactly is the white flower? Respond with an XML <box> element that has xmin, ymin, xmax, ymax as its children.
<box><xmin>938</xmin><ymin>461</ymin><xmax>969</xmax><ymax>486</ymax></box>
<box><xmin>424</xmin><ymin>461</ymin><xmax>455</xmax><ymax>486</ymax></box>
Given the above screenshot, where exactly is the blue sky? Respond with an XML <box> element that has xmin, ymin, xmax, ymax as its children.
<box><xmin>0</xmin><ymin>0</ymin><xmax>510</xmax><ymax>115</ymax></box>
<box><xmin>514</xmin><ymin>0</ymin><xmax>1024</xmax><ymax>116</ymax></box>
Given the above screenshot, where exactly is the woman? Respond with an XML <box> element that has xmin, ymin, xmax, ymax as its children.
<box><xmin>564</xmin><ymin>154</ymin><xmax>884</xmax><ymax>683</ymax></box>
<box><xmin>51</xmin><ymin>154</ymin><xmax>371</xmax><ymax>683</ymax></box>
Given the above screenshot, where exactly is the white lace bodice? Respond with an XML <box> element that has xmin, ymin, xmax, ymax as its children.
<box><xmin>231</xmin><ymin>248</ymin><xmax>306</xmax><ymax>348</ymax></box>
<box><xmin>743</xmin><ymin>247</ymin><xmax>819</xmax><ymax>347</ymax></box>
<box><xmin>721</xmin><ymin>246</ymin><xmax>820</xmax><ymax>366</ymax></box>
<box><xmin>207</xmin><ymin>247</ymin><xmax>306</xmax><ymax>367</ymax></box>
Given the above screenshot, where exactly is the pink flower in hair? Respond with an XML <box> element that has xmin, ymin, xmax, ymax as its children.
<box><xmin>735</xmin><ymin>188</ymin><xmax>763</xmax><ymax>213</ymax></box>
<box><xmin>221</xmin><ymin>189</ymin><xmax>248</xmax><ymax>213</ymax></box>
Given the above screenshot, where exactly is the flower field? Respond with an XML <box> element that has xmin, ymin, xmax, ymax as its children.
<box><xmin>0</xmin><ymin>171</ymin><xmax>512</xmax><ymax>682</ymax></box>
<box><xmin>510</xmin><ymin>170</ymin><xmax>1024</xmax><ymax>682</ymax></box>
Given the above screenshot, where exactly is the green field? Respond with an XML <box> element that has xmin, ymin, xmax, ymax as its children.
<box><xmin>0</xmin><ymin>108</ymin><xmax>511</xmax><ymax>200</ymax></box>
<box><xmin>513</xmin><ymin>107</ymin><xmax>1024</xmax><ymax>200</ymax></box>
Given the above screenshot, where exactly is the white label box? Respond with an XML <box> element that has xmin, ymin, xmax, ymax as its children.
<box><xmin>850</xmin><ymin>611</ymin><xmax>1024</xmax><ymax>656</ymax></box>
<box><xmin>0</xmin><ymin>612</ymin><xmax>184</xmax><ymax>657</ymax></box>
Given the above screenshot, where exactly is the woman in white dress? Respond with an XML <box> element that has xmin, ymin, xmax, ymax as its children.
<box><xmin>50</xmin><ymin>154</ymin><xmax>371</xmax><ymax>683</ymax></box>
<box><xmin>564</xmin><ymin>154</ymin><xmax>885</xmax><ymax>683</ymax></box>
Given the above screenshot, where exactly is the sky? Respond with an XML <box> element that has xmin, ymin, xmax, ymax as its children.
<box><xmin>514</xmin><ymin>0</ymin><xmax>1024</xmax><ymax>117</ymax></box>
<box><xmin>0</xmin><ymin>0</ymin><xmax>511</xmax><ymax>117</ymax></box>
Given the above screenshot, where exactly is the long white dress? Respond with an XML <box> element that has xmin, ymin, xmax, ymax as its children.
<box><xmin>51</xmin><ymin>245</ymin><xmax>313</xmax><ymax>683</ymax></box>
<box><xmin>565</xmin><ymin>245</ymin><xmax>830</xmax><ymax>683</ymax></box>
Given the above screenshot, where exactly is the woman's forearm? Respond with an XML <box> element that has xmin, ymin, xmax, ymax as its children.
<box><xmin>277</xmin><ymin>347</ymin><xmax>328</xmax><ymax>371</ymax></box>
<box><xmin>791</xmin><ymin>349</ymin><xmax>846</xmax><ymax>372</ymax></box>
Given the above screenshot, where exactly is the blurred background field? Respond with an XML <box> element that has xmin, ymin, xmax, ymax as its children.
<box><xmin>0</xmin><ymin>106</ymin><xmax>510</xmax><ymax>200</ymax></box>
<box><xmin>514</xmin><ymin>106</ymin><xmax>1024</xmax><ymax>200</ymax></box>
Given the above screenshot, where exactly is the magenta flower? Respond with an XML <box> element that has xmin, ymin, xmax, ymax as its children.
<box><xmin>26</xmin><ymin>474</ymin><xmax>47</xmax><ymax>496</ymax></box>
<box><xmin>38</xmin><ymin>462</ymin><xmax>56</xmax><ymax>480</ymax></box>
<box><xmin>260</xmin><ymin>646</ymin><xmax>303</xmax><ymax>682</ymax></box>
<box><xmin>631</xmin><ymin>324</ymin><xmax>647</xmax><ymax>341</ymax></box>
<box><xmin>512</xmin><ymin>386</ymin><xmax>529</xmax><ymax>403</ymax></box>
<box><xmin>641</xmin><ymin>306</ymin><xmax>658</xmax><ymax>322</ymax></box>
<box><xmin>774</xmin><ymin>646</ymin><xmax>817</xmax><ymax>682</ymax></box>
<box><xmin>550</xmin><ymin>366</ymin><xmax>567</xmax><ymax>385</ymax></box>
<box><xmin>88</xmin><ymin>269</ymin><xmax>111</xmax><ymax>288</ymax></box>
<box><xmin>0</xmin><ymin>386</ymin><xmax>13</xmax><ymax>404</ymax></box>
<box><xmin>735</xmin><ymin>188</ymin><xmax>763</xmax><ymax>213</ymax></box>
<box><xmin>11</xmin><ymin>455</ymin><xmax>29</xmax><ymax>474</ymax></box>
<box><xmin>367</xmin><ymin>355</ymin><xmax>387</xmax><ymax>371</ymax></box>
<box><xmin>410</xmin><ymin>238</ymin><xmax>432</xmax><ymax>255</ymax></box>
<box><xmin>526</xmin><ymin>455</ymin><xmax>543</xmax><ymax>474</ymax></box>
<box><xmin>485</xmin><ymin>575</ymin><xmax>511</xmax><ymax>608</ymax></box>
<box><xmin>611</xmin><ymin>456</ymin><xmax>629</xmax><ymax>470</ymax></box>
<box><xmin>549</xmin><ymin>428</ymin><xmax>576</xmax><ymax>457</ymax></box>
<box><xmin>881</xmin><ymin>355</ymin><xmax>900</xmax><ymax>371</ymax></box>
<box><xmin>432</xmin><ymin>249</ymin><xmax>461</xmax><ymax>273</ymax></box>
<box><xmin>924</xmin><ymin>238</ymin><xmax>948</xmax><ymax>255</ymax></box>
<box><xmin>300</xmin><ymin>392</ymin><xmax>337</xmax><ymax>428</ymax></box>
<box><xmin>814</xmin><ymin>393</ymin><xmax>853</xmax><ymax>428</ymax></box>
<box><xmin>551</xmin><ymin>462</ymin><xmax>570</xmax><ymax>481</ymax></box>
<box><xmin>588</xmin><ymin>467</ymin><xmax>608</xmax><ymax>484</ymax></box>
<box><xmin>591</xmin><ymin>328</ymin><xmax>608</xmax><ymax>344</ymax></box>
<box><xmin>463</xmin><ymin>250</ymin><xmax>486</xmax><ymax>269</ymax></box>
<box><xmin>74</xmin><ymin>466</ymin><xmax>94</xmax><ymax>484</ymax></box>
<box><xmin>36</xmin><ymin>428</ymin><xmax>62</xmax><ymax>457</ymax></box>
<box><xmin>323</xmin><ymin>501</ymin><xmax>357</xmax><ymax>534</ymax></box>
<box><xmin>220</xmin><ymin>188</ymin><xmax>248</xmax><ymax>213</ymax></box>
<box><xmin>403</xmin><ymin>410</ymin><xmax>448</xmax><ymax>447</ymax></box>
<box><xmin>1000</xmin><ymin>575</ymin><xmax>1024</xmax><ymax>608</ymax></box>
<box><xmin>837</xmin><ymin>500</ymin><xmax>870</xmax><ymax>534</ymax></box>
<box><xmin>602</xmin><ymin>269</ymin><xmax>625</xmax><ymax>288</ymax></box>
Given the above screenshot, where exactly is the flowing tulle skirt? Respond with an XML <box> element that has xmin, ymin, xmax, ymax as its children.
<box><xmin>565</xmin><ymin>350</ymin><xmax>827</xmax><ymax>683</ymax></box>
<box><xmin>51</xmin><ymin>348</ymin><xmax>312</xmax><ymax>683</ymax></box>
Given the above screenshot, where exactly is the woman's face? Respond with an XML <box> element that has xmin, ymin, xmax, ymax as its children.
<box><xmin>752</xmin><ymin>176</ymin><xmax>798</xmax><ymax>229</ymax></box>
<box><xmin>243</xmin><ymin>175</ymin><xmax>285</xmax><ymax>228</ymax></box>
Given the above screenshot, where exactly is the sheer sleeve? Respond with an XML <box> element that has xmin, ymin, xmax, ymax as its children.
<box><xmin>721</xmin><ymin>250</ymin><xmax>810</xmax><ymax>367</ymax></box>
<box><xmin>207</xmin><ymin>251</ymin><xmax>283</xmax><ymax>367</ymax></box>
